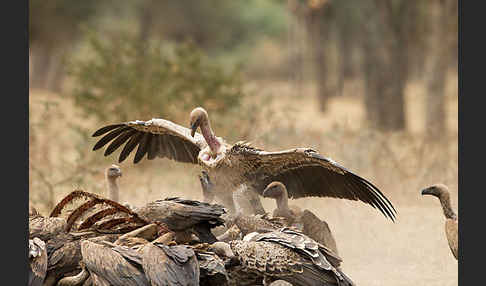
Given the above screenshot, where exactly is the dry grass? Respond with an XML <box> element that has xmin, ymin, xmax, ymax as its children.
<box><xmin>29</xmin><ymin>72</ymin><xmax>458</xmax><ymax>285</ymax></box>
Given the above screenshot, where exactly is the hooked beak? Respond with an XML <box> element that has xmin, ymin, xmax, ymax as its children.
<box><xmin>421</xmin><ymin>187</ymin><xmax>435</xmax><ymax>196</ymax></box>
<box><xmin>262</xmin><ymin>189</ymin><xmax>270</xmax><ymax>198</ymax></box>
<box><xmin>190</xmin><ymin>120</ymin><xmax>200</xmax><ymax>137</ymax></box>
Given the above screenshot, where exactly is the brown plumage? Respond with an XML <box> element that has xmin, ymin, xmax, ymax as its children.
<box><xmin>81</xmin><ymin>237</ymin><xmax>200</xmax><ymax>286</ymax></box>
<box><xmin>141</xmin><ymin>242</ymin><xmax>200</xmax><ymax>286</ymax></box>
<box><xmin>226</xmin><ymin>228</ymin><xmax>351</xmax><ymax>286</ymax></box>
<box><xmin>421</xmin><ymin>184</ymin><xmax>458</xmax><ymax>260</ymax></box>
<box><xmin>105</xmin><ymin>164</ymin><xmax>122</xmax><ymax>203</ymax></box>
<box><xmin>29</xmin><ymin>237</ymin><xmax>48</xmax><ymax>286</ymax></box>
<box><xmin>92</xmin><ymin>107</ymin><xmax>396</xmax><ymax>221</ymax></box>
<box><xmin>263</xmin><ymin>181</ymin><xmax>339</xmax><ymax>256</ymax></box>
<box><xmin>43</xmin><ymin>231</ymin><xmax>120</xmax><ymax>286</ymax></box>
<box><xmin>81</xmin><ymin>240</ymin><xmax>150</xmax><ymax>286</ymax></box>
<box><xmin>132</xmin><ymin>197</ymin><xmax>226</xmax><ymax>244</ymax></box>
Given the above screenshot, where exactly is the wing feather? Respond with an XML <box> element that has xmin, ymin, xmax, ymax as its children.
<box><xmin>231</xmin><ymin>146</ymin><xmax>397</xmax><ymax>221</ymax></box>
<box><xmin>92</xmin><ymin>118</ymin><xmax>207</xmax><ymax>164</ymax></box>
<box><xmin>81</xmin><ymin>240</ymin><xmax>149</xmax><ymax>286</ymax></box>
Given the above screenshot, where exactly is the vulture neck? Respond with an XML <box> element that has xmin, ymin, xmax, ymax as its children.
<box><xmin>200</xmin><ymin>118</ymin><xmax>221</xmax><ymax>156</ymax></box>
<box><xmin>439</xmin><ymin>194</ymin><xmax>457</xmax><ymax>220</ymax></box>
<box><xmin>106</xmin><ymin>175</ymin><xmax>119</xmax><ymax>203</ymax></box>
<box><xmin>275</xmin><ymin>189</ymin><xmax>293</xmax><ymax>218</ymax></box>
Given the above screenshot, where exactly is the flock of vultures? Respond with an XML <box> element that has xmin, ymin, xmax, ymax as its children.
<box><xmin>29</xmin><ymin>107</ymin><xmax>458</xmax><ymax>286</ymax></box>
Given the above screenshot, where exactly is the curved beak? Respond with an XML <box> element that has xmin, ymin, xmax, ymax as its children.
<box><xmin>190</xmin><ymin>118</ymin><xmax>201</xmax><ymax>137</ymax></box>
<box><xmin>421</xmin><ymin>187</ymin><xmax>434</xmax><ymax>196</ymax></box>
<box><xmin>262</xmin><ymin>188</ymin><xmax>270</xmax><ymax>198</ymax></box>
<box><xmin>190</xmin><ymin>124</ymin><xmax>197</xmax><ymax>137</ymax></box>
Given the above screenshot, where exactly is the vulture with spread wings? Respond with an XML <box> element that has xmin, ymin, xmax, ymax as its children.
<box><xmin>92</xmin><ymin>107</ymin><xmax>397</xmax><ymax>221</ymax></box>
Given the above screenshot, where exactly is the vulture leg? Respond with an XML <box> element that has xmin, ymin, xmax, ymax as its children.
<box><xmin>233</xmin><ymin>184</ymin><xmax>266</xmax><ymax>215</ymax></box>
<box><xmin>245</xmin><ymin>187</ymin><xmax>266</xmax><ymax>215</ymax></box>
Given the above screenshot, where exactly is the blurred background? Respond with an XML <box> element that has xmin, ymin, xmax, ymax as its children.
<box><xmin>29</xmin><ymin>1</ymin><xmax>458</xmax><ymax>285</ymax></box>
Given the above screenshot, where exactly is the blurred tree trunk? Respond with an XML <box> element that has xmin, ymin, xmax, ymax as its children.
<box><xmin>425</xmin><ymin>0</ymin><xmax>457</xmax><ymax>138</ymax></box>
<box><xmin>305</xmin><ymin>1</ymin><xmax>335</xmax><ymax>112</ymax></box>
<box><xmin>30</xmin><ymin>43</ymin><xmax>54</xmax><ymax>89</ymax></box>
<box><xmin>287</xmin><ymin>0</ymin><xmax>304</xmax><ymax>98</ymax></box>
<box><xmin>362</xmin><ymin>0</ymin><xmax>419</xmax><ymax>131</ymax></box>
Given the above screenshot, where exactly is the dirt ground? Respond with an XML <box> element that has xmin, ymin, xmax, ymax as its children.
<box><xmin>29</xmin><ymin>75</ymin><xmax>458</xmax><ymax>285</ymax></box>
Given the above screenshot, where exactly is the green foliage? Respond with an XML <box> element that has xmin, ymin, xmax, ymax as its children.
<box><xmin>68</xmin><ymin>32</ymin><xmax>245</xmax><ymax>124</ymax></box>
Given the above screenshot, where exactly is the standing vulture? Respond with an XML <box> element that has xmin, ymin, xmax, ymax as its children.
<box><xmin>92</xmin><ymin>106</ymin><xmax>396</xmax><ymax>221</ymax></box>
<box><xmin>263</xmin><ymin>181</ymin><xmax>340</xmax><ymax>256</ymax></box>
<box><xmin>421</xmin><ymin>184</ymin><xmax>458</xmax><ymax>260</ymax></box>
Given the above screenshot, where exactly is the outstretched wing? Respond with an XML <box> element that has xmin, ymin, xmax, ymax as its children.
<box><xmin>92</xmin><ymin>118</ymin><xmax>208</xmax><ymax>164</ymax></box>
<box><xmin>230</xmin><ymin>144</ymin><xmax>397</xmax><ymax>221</ymax></box>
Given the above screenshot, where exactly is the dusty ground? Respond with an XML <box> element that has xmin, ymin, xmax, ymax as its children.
<box><xmin>29</xmin><ymin>74</ymin><xmax>458</xmax><ymax>285</ymax></box>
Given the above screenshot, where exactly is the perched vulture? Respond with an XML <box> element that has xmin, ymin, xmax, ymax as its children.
<box><xmin>222</xmin><ymin>227</ymin><xmax>351</xmax><ymax>286</ymax></box>
<box><xmin>29</xmin><ymin>237</ymin><xmax>48</xmax><ymax>286</ymax></box>
<box><xmin>421</xmin><ymin>184</ymin><xmax>458</xmax><ymax>260</ymax></box>
<box><xmin>92</xmin><ymin>106</ymin><xmax>396</xmax><ymax>221</ymax></box>
<box><xmin>263</xmin><ymin>181</ymin><xmax>339</xmax><ymax>255</ymax></box>
<box><xmin>132</xmin><ymin>197</ymin><xmax>226</xmax><ymax>244</ymax></box>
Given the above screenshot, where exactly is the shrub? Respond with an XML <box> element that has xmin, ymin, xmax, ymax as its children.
<box><xmin>68</xmin><ymin>32</ymin><xmax>245</xmax><ymax>125</ymax></box>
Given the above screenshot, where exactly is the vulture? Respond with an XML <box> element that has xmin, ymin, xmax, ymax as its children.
<box><xmin>92</xmin><ymin>107</ymin><xmax>396</xmax><ymax>221</ymax></box>
<box><xmin>421</xmin><ymin>184</ymin><xmax>458</xmax><ymax>260</ymax></box>
<box><xmin>132</xmin><ymin>197</ymin><xmax>226</xmax><ymax>244</ymax></box>
<box><xmin>105</xmin><ymin>164</ymin><xmax>122</xmax><ymax>203</ymax></box>
<box><xmin>263</xmin><ymin>181</ymin><xmax>339</xmax><ymax>255</ymax></box>
<box><xmin>219</xmin><ymin>227</ymin><xmax>351</xmax><ymax>286</ymax></box>
<box><xmin>80</xmin><ymin>240</ymin><xmax>150</xmax><ymax>286</ymax></box>
<box><xmin>29</xmin><ymin>237</ymin><xmax>48</xmax><ymax>286</ymax></box>
<box><xmin>140</xmin><ymin>242</ymin><xmax>200</xmax><ymax>286</ymax></box>
<box><xmin>81</xmin><ymin>237</ymin><xmax>200</xmax><ymax>286</ymax></box>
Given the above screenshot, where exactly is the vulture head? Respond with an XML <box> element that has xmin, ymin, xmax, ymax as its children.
<box><xmin>105</xmin><ymin>164</ymin><xmax>122</xmax><ymax>179</ymax></box>
<box><xmin>189</xmin><ymin>107</ymin><xmax>208</xmax><ymax>137</ymax></box>
<box><xmin>190</xmin><ymin>107</ymin><xmax>225</xmax><ymax>164</ymax></box>
<box><xmin>421</xmin><ymin>183</ymin><xmax>457</xmax><ymax>219</ymax></box>
<box><xmin>421</xmin><ymin>183</ymin><xmax>450</xmax><ymax>200</ymax></box>
<box><xmin>262</xmin><ymin>181</ymin><xmax>287</xmax><ymax>199</ymax></box>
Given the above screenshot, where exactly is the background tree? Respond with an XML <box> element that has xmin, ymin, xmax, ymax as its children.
<box><xmin>425</xmin><ymin>0</ymin><xmax>458</xmax><ymax>139</ymax></box>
